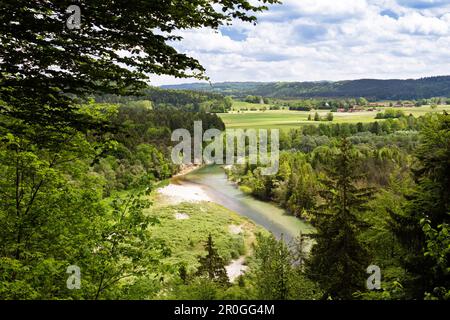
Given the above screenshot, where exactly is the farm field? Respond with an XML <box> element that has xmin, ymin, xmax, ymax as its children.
<box><xmin>231</xmin><ymin>100</ymin><xmax>276</xmax><ymax>111</ymax></box>
<box><xmin>220</xmin><ymin>105</ymin><xmax>450</xmax><ymax>130</ymax></box>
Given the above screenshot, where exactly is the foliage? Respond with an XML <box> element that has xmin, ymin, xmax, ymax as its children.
<box><xmin>195</xmin><ymin>235</ymin><xmax>229</xmax><ymax>286</ymax></box>
<box><xmin>252</xmin><ymin>233</ymin><xmax>321</xmax><ymax>300</ymax></box>
<box><xmin>375</xmin><ymin>109</ymin><xmax>406</xmax><ymax>119</ymax></box>
<box><xmin>389</xmin><ymin>112</ymin><xmax>450</xmax><ymax>299</ymax></box>
<box><xmin>164</xmin><ymin>77</ymin><xmax>450</xmax><ymax>100</ymax></box>
<box><xmin>305</xmin><ymin>139</ymin><xmax>373</xmax><ymax>300</ymax></box>
<box><xmin>0</xmin><ymin>0</ymin><xmax>279</xmax><ymax>135</ymax></box>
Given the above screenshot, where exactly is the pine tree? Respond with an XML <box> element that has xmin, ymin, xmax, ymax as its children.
<box><xmin>389</xmin><ymin>112</ymin><xmax>450</xmax><ymax>299</ymax></box>
<box><xmin>195</xmin><ymin>235</ymin><xmax>229</xmax><ymax>286</ymax></box>
<box><xmin>306</xmin><ymin>138</ymin><xmax>373</xmax><ymax>299</ymax></box>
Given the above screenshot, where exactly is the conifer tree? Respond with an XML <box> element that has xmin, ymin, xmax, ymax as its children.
<box><xmin>314</xmin><ymin>112</ymin><xmax>320</xmax><ymax>121</ymax></box>
<box><xmin>306</xmin><ymin>139</ymin><xmax>373</xmax><ymax>299</ymax></box>
<box><xmin>389</xmin><ymin>112</ymin><xmax>450</xmax><ymax>299</ymax></box>
<box><xmin>195</xmin><ymin>235</ymin><xmax>229</xmax><ymax>286</ymax></box>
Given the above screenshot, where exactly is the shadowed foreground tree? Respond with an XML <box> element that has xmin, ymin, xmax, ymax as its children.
<box><xmin>0</xmin><ymin>0</ymin><xmax>279</xmax><ymax>137</ymax></box>
<box><xmin>0</xmin><ymin>0</ymin><xmax>280</xmax><ymax>299</ymax></box>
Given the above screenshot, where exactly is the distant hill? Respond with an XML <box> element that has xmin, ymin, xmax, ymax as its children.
<box><xmin>161</xmin><ymin>76</ymin><xmax>450</xmax><ymax>100</ymax></box>
<box><xmin>95</xmin><ymin>87</ymin><xmax>232</xmax><ymax>113</ymax></box>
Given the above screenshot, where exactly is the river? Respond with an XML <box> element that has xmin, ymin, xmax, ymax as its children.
<box><xmin>174</xmin><ymin>165</ymin><xmax>314</xmax><ymax>243</ymax></box>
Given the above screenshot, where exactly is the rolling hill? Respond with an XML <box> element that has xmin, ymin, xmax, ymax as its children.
<box><xmin>161</xmin><ymin>76</ymin><xmax>450</xmax><ymax>100</ymax></box>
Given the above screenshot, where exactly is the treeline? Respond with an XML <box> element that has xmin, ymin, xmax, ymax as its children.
<box><xmin>93</xmin><ymin>105</ymin><xmax>224</xmax><ymax>195</ymax></box>
<box><xmin>284</xmin><ymin>97</ymin><xmax>369</xmax><ymax>111</ymax></box>
<box><xmin>164</xmin><ymin>76</ymin><xmax>450</xmax><ymax>100</ymax></box>
<box><xmin>96</xmin><ymin>87</ymin><xmax>233</xmax><ymax>113</ymax></box>
<box><xmin>237</xmin><ymin>97</ymin><xmax>449</xmax><ymax>112</ymax></box>
<box><xmin>376</xmin><ymin>109</ymin><xmax>406</xmax><ymax>119</ymax></box>
<box><xmin>253</xmin><ymin>77</ymin><xmax>450</xmax><ymax>100</ymax></box>
<box><xmin>228</xmin><ymin>131</ymin><xmax>414</xmax><ymax>218</ymax></box>
<box><xmin>225</xmin><ymin>112</ymin><xmax>449</xmax><ymax>300</ymax></box>
<box><xmin>280</xmin><ymin>114</ymin><xmax>423</xmax><ymax>146</ymax></box>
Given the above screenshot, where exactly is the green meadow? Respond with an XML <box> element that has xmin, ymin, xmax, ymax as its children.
<box><xmin>146</xmin><ymin>198</ymin><xmax>262</xmax><ymax>272</ymax></box>
<box><xmin>220</xmin><ymin>105</ymin><xmax>450</xmax><ymax>130</ymax></box>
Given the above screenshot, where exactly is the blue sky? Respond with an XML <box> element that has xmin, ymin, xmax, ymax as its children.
<box><xmin>152</xmin><ymin>0</ymin><xmax>450</xmax><ymax>85</ymax></box>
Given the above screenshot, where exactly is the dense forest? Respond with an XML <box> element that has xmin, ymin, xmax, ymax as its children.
<box><xmin>96</xmin><ymin>87</ymin><xmax>233</xmax><ymax>113</ymax></box>
<box><xmin>1</xmin><ymin>0</ymin><xmax>449</xmax><ymax>303</ymax></box>
<box><xmin>226</xmin><ymin>112</ymin><xmax>450</xmax><ymax>299</ymax></box>
<box><xmin>162</xmin><ymin>76</ymin><xmax>450</xmax><ymax>100</ymax></box>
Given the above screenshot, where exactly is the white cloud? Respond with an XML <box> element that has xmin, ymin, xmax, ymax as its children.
<box><xmin>398</xmin><ymin>12</ymin><xmax>449</xmax><ymax>35</ymax></box>
<box><xmin>151</xmin><ymin>0</ymin><xmax>450</xmax><ymax>85</ymax></box>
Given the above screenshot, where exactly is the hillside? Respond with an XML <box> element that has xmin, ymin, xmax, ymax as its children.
<box><xmin>161</xmin><ymin>76</ymin><xmax>450</xmax><ymax>100</ymax></box>
<box><xmin>95</xmin><ymin>86</ymin><xmax>232</xmax><ymax>113</ymax></box>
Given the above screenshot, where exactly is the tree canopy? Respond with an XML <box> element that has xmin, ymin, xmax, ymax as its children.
<box><xmin>0</xmin><ymin>0</ymin><xmax>279</xmax><ymax>133</ymax></box>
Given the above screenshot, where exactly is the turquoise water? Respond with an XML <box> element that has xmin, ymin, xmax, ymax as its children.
<box><xmin>178</xmin><ymin>165</ymin><xmax>314</xmax><ymax>243</ymax></box>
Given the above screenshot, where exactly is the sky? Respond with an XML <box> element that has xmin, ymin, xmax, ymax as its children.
<box><xmin>151</xmin><ymin>0</ymin><xmax>450</xmax><ymax>86</ymax></box>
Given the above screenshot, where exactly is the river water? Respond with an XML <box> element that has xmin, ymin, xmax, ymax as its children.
<box><xmin>174</xmin><ymin>165</ymin><xmax>314</xmax><ymax>243</ymax></box>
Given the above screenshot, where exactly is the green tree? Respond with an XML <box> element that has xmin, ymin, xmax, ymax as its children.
<box><xmin>88</xmin><ymin>192</ymin><xmax>168</xmax><ymax>299</ymax></box>
<box><xmin>306</xmin><ymin>139</ymin><xmax>373</xmax><ymax>299</ymax></box>
<box><xmin>421</xmin><ymin>218</ymin><xmax>450</xmax><ymax>300</ymax></box>
<box><xmin>357</xmin><ymin>97</ymin><xmax>368</xmax><ymax>106</ymax></box>
<box><xmin>389</xmin><ymin>112</ymin><xmax>450</xmax><ymax>299</ymax></box>
<box><xmin>254</xmin><ymin>234</ymin><xmax>291</xmax><ymax>299</ymax></box>
<box><xmin>1</xmin><ymin>0</ymin><xmax>279</xmax><ymax>138</ymax></box>
<box><xmin>253</xmin><ymin>234</ymin><xmax>321</xmax><ymax>300</ymax></box>
<box><xmin>195</xmin><ymin>235</ymin><xmax>229</xmax><ymax>286</ymax></box>
<box><xmin>314</xmin><ymin>112</ymin><xmax>320</xmax><ymax>122</ymax></box>
<box><xmin>327</xmin><ymin>112</ymin><xmax>334</xmax><ymax>122</ymax></box>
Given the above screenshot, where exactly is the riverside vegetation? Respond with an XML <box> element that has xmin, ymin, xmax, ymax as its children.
<box><xmin>0</xmin><ymin>0</ymin><xmax>449</xmax><ymax>300</ymax></box>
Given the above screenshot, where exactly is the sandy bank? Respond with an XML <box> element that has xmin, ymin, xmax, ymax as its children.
<box><xmin>157</xmin><ymin>183</ymin><xmax>212</xmax><ymax>204</ymax></box>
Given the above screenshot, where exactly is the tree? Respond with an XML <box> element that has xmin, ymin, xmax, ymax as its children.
<box><xmin>306</xmin><ymin>139</ymin><xmax>373</xmax><ymax>299</ymax></box>
<box><xmin>308</xmin><ymin>114</ymin><xmax>312</xmax><ymax>121</ymax></box>
<box><xmin>253</xmin><ymin>234</ymin><xmax>292</xmax><ymax>299</ymax></box>
<box><xmin>370</xmin><ymin>122</ymin><xmax>382</xmax><ymax>135</ymax></box>
<box><xmin>327</xmin><ymin>112</ymin><xmax>334</xmax><ymax>122</ymax></box>
<box><xmin>88</xmin><ymin>192</ymin><xmax>168</xmax><ymax>299</ymax></box>
<box><xmin>421</xmin><ymin>217</ymin><xmax>450</xmax><ymax>300</ymax></box>
<box><xmin>253</xmin><ymin>233</ymin><xmax>321</xmax><ymax>300</ymax></box>
<box><xmin>0</xmin><ymin>0</ymin><xmax>279</xmax><ymax>137</ymax></box>
<box><xmin>314</xmin><ymin>112</ymin><xmax>320</xmax><ymax>122</ymax></box>
<box><xmin>195</xmin><ymin>235</ymin><xmax>229</xmax><ymax>286</ymax></box>
<box><xmin>357</xmin><ymin>97</ymin><xmax>368</xmax><ymax>106</ymax></box>
<box><xmin>389</xmin><ymin>112</ymin><xmax>450</xmax><ymax>299</ymax></box>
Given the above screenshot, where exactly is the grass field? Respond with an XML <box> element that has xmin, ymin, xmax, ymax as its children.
<box><xmin>220</xmin><ymin>105</ymin><xmax>450</xmax><ymax>130</ymax></box>
<box><xmin>231</xmin><ymin>100</ymin><xmax>277</xmax><ymax>111</ymax></box>
<box><xmin>146</xmin><ymin>198</ymin><xmax>262</xmax><ymax>272</ymax></box>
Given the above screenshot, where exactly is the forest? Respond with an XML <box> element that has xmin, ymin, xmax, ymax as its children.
<box><xmin>226</xmin><ymin>112</ymin><xmax>449</xmax><ymax>299</ymax></box>
<box><xmin>0</xmin><ymin>0</ymin><xmax>449</xmax><ymax>303</ymax></box>
<box><xmin>1</xmin><ymin>88</ymin><xmax>448</xmax><ymax>300</ymax></box>
<box><xmin>163</xmin><ymin>76</ymin><xmax>450</xmax><ymax>100</ymax></box>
